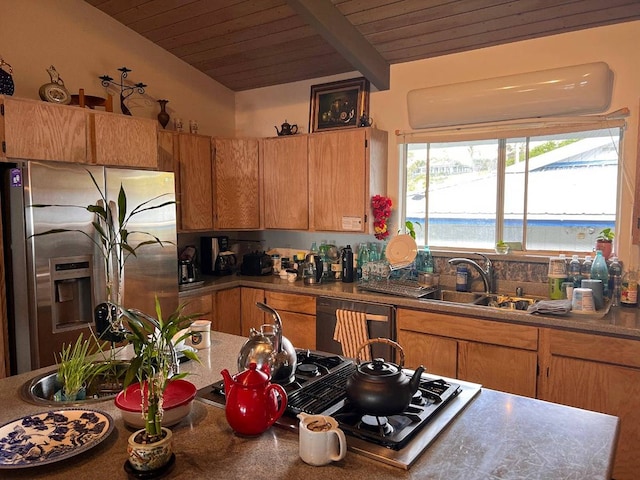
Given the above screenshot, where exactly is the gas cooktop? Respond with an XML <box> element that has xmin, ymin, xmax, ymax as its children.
<box><xmin>196</xmin><ymin>349</ymin><xmax>481</xmax><ymax>469</ymax></box>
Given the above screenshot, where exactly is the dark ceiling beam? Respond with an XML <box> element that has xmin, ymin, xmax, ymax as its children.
<box><xmin>285</xmin><ymin>0</ymin><xmax>390</xmax><ymax>91</ymax></box>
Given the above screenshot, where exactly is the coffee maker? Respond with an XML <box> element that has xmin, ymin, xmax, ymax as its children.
<box><xmin>201</xmin><ymin>236</ymin><xmax>236</xmax><ymax>275</ymax></box>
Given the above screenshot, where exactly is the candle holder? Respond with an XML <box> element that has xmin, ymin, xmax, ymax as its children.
<box><xmin>99</xmin><ymin>67</ymin><xmax>147</xmax><ymax>116</ymax></box>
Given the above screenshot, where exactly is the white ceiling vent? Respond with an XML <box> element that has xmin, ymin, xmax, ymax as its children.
<box><xmin>407</xmin><ymin>62</ymin><xmax>614</xmax><ymax>129</ymax></box>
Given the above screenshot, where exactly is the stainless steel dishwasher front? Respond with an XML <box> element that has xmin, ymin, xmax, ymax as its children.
<box><xmin>315</xmin><ymin>296</ymin><xmax>396</xmax><ymax>360</ymax></box>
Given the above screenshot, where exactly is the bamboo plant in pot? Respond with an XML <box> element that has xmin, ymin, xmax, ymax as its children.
<box><xmin>120</xmin><ymin>297</ymin><xmax>200</xmax><ymax>473</ymax></box>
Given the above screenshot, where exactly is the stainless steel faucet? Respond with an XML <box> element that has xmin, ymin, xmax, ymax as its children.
<box><xmin>448</xmin><ymin>253</ymin><xmax>494</xmax><ymax>294</ymax></box>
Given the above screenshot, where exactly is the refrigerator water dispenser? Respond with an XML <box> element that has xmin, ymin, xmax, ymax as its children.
<box><xmin>50</xmin><ymin>256</ymin><xmax>94</xmax><ymax>331</ymax></box>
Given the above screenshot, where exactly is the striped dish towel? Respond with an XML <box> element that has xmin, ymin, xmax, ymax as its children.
<box><xmin>334</xmin><ymin>309</ymin><xmax>371</xmax><ymax>361</ymax></box>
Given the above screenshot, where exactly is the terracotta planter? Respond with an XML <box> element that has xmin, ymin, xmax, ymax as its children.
<box><xmin>595</xmin><ymin>240</ymin><xmax>613</xmax><ymax>260</ymax></box>
<box><xmin>127</xmin><ymin>427</ymin><xmax>173</xmax><ymax>472</ymax></box>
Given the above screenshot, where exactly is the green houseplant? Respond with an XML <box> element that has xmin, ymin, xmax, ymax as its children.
<box><xmin>596</xmin><ymin>228</ymin><xmax>615</xmax><ymax>259</ymax></box>
<box><xmin>120</xmin><ymin>297</ymin><xmax>200</xmax><ymax>472</ymax></box>
<box><xmin>495</xmin><ymin>240</ymin><xmax>509</xmax><ymax>255</ymax></box>
<box><xmin>55</xmin><ymin>332</ymin><xmax>111</xmax><ymax>401</ymax></box>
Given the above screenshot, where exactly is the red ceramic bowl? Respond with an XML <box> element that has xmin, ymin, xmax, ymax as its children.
<box><xmin>115</xmin><ymin>379</ymin><xmax>197</xmax><ymax>428</ymax></box>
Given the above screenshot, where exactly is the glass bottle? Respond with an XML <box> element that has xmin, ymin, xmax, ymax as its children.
<box><xmin>420</xmin><ymin>245</ymin><xmax>434</xmax><ymax>273</ymax></box>
<box><xmin>368</xmin><ymin>242</ymin><xmax>380</xmax><ymax>263</ymax></box>
<box><xmin>608</xmin><ymin>257</ymin><xmax>622</xmax><ymax>306</ymax></box>
<box><xmin>318</xmin><ymin>240</ymin><xmax>330</xmax><ymax>281</ymax></box>
<box><xmin>590</xmin><ymin>250</ymin><xmax>609</xmax><ymax>297</ymax></box>
<box><xmin>356</xmin><ymin>243</ymin><xmax>370</xmax><ymax>280</ymax></box>
<box><xmin>621</xmin><ymin>268</ymin><xmax>638</xmax><ymax>307</ymax></box>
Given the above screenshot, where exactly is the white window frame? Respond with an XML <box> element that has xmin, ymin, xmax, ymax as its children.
<box><xmin>397</xmin><ymin>114</ymin><xmax>627</xmax><ymax>254</ymax></box>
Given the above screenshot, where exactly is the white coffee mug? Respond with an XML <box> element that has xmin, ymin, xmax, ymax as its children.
<box><xmin>189</xmin><ymin>320</ymin><xmax>211</xmax><ymax>349</ymax></box>
<box><xmin>297</xmin><ymin>413</ymin><xmax>347</xmax><ymax>466</ymax></box>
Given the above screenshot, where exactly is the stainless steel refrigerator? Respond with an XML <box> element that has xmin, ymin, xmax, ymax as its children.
<box><xmin>2</xmin><ymin>161</ymin><xmax>178</xmax><ymax>373</ymax></box>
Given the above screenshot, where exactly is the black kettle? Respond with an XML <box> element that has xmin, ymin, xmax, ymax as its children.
<box><xmin>346</xmin><ymin>338</ymin><xmax>424</xmax><ymax>416</ymax></box>
<box><xmin>275</xmin><ymin>120</ymin><xmax>298</xmax><ymax>136</ymax></box>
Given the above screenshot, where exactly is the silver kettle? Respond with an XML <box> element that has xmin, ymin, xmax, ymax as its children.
<box><xmin>237</xmin><ymin>302</ymin><xmax>298</xmax><ymax>384</ymax></box>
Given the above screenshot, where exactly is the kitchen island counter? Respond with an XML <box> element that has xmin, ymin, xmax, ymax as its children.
<box><xmin>0</xmin><ymin>332</ymin><xmax>618</xmax><ymax>479</ymax></box>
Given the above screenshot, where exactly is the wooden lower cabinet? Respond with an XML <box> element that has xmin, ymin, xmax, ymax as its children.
<box><xmin>538</xmin><ymin>328</ymin><xmax>640</xmax><ymax>480</ymax></box>
<box><xmin>181</xmin><ymin>288</ymin><xmax>241</xmax><ymax>336</ymax></box>
<box><xmin>180</xmin><ymin>293</ymin><xmax>214</xmax><ymax>322</ymax></box>
<box><xmin>397</xmin><ymin>308</ymin><xmax>538</xmax><ymax>397</ymax></box>
<box><xmin>214</xmin><ymin>288</ymin><xmax>241</xmax><ymax>335</ymax></box>
<box><xmin>241</xmin><ymin>287</ymin><xmax>266</xmax><ymax>336</ymax></box>
<box><xmin>265</xmin><ymin>291</ymin><xmax>316</xmax><ymax>350</ymax></box>
<box><xmin>398</xmin><ymin>329</ymin><xmax>457</xmax><ymax>378</ymax></box>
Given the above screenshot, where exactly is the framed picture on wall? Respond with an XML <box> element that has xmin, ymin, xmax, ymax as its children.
<box><xmin>308</xmin><ymin>77</ymin><xmax>370</xmax><ymax>133</ymax></box>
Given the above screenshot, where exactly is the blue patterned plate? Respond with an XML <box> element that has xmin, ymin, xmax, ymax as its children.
<box><xmin>0</xmin><ymin>408</ymin><xmax>114</xmax><ymax>469</ymax></box>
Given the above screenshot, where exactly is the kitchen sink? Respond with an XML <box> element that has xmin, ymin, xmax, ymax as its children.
<box><xmin>472</xmin><ymin>294</ymin><xmax>539</xmax><ymax>311</ymax></box>
<box><xmin>20</xmin><ymin>361</ymin><xmax>128</xmax><ymax>407</ymax></box>
<box><xmin>431</xmin><ymin>289</ymin><xmax>540</xmax><ymax>312</ymax></box>
<box><xmin>437</xmin><ymin>290</ymin><xmax>485</xmax><ymax>303</ymax></box>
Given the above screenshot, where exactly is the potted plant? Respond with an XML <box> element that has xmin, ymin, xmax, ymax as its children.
<box><xmin>120</xmin><ymin>297</ymin><xmax>200</xmax><ymax>473</ymax></box>
<box><xmin>596</xmin><ymin>228</ymin><xmax>614</xmax><ymax>259</ymax></box>
<box><xmin>495</xmin><ymin>240</ymin><xmax>509</xmax><ymax>255</ymax></box>
<box><xmin>54</xmin><ymin>332</ymin><xmax>112</xmax><ymax>402</ymax></box>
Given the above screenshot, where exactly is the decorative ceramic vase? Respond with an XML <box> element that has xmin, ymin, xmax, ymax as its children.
<box><xmin>157</xmin><ymin>100</ymin><xmax>170</xmax><ymax>129</ymax></box>
<box><xmin>127</xmin><ymin>427</ymin><xmax>173</xmax><ymax>472</ymax></box>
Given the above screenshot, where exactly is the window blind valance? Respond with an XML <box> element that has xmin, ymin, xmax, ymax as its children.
<box><xmin>396</xmin><ymin>109</ymin><xmax>628</xmax><ymax>144</ymax></box>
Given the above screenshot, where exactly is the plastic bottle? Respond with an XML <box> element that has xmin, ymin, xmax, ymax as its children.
<box><xmin>608</xmin><ymin>257</ymin><xmax>622</xmax><ymax>306</ymax></box>
<box><xmin>621</xmin><ymin>268</ymin><xmax>638</xmax><ymax>307</ymax></box>
<box><xmin>590</xmin><ymin>250</ymin><xmax>609</xmax><ymax>297</ymax></box>
<box><xmin>568</xmin><ymin>255</ymin><xmax>582</xmax><ymax>287</ymax></box>
<box><xmin>580</xmin><ymin>255</ymin><xmax>592</xmax><ymax>280</ymax></box>
<box><xmin>548</xmin><ymin>254</ymin><xmax>567</xmax><ymax>277</ymax></box>
<box><xmin>455</xmin><ymin>265</ymin><xmax>469</xmax><ymax>292</ymax></box>
<box><xmin>341</xmin><ymin>245</ymin><xmax>354</xmax><ymax>283</ymax></box>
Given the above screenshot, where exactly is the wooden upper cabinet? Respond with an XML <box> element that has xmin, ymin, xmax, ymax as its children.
<box><xmin>1</xmin><ymin>96</ymin><xmax>89</xmax><ymax>163</ymax></box>
<box><xmin>177</xmin><ymin>133</ymin><xmax>214</xmax><ymax>231</ymax></box>
<box><xmin>263</xmin><ymin>135</ymin><xmax>308</xmax><ymax>229</ymax></box>
<box><xmin>157</xmin><ymin>130</ymin><xmax>175</xmax><ymax>173</ymax></box>
<box><xmin>633</xmin><ymin>100</ymin><xmax>640</xmax><ymax>243</ymax></box>
<box><xmin>213</xmin><ymin>137</ymin><xmax>261</xmax><ymax>230</ymax></box>
<box><xmin>308</xmin><ymin>127</ymin><xmax>387</xmax><ymax>232</ymax></box>
<box><xmin>91</xmin><ymin>112</ymin><xmax>157</xmax><ymax>168</ymax></box>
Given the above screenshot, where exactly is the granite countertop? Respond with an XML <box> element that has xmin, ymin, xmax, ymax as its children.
<box><xmin>180</xmin><ymin>274</ymin><xmax>640</xmax><ymax>340</ymax></box>
<box><xmin>0</xmin><ymin>332</ymin><xmax>619</xmax><ymax>479</ymax></box>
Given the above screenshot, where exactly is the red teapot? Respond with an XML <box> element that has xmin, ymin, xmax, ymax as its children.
<box><xmin>221</xmin><ymin>362</ymin><xmax>287</xmax><ymax>436</ymax></box>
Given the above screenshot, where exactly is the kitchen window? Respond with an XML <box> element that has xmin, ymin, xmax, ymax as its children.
<box><xmin>399</xmin><ymin>120</ymin><xmax>624</xmax><ymax>252</ymax></box>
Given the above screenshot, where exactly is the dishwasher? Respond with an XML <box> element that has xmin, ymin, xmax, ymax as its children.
<box><xmin>316</xmin><ymin>296</ymin><xmax>396</xmax><ymax>360</ymax></box>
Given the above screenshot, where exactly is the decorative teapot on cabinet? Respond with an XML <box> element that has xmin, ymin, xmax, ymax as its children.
<box><xmin>275</xmin><ymin>120</ymin><xmax>298</xmax><ymax>136</ymax></box>
<box><xmin>221</xmin><ymin>362</ymin><xmax>288</xmax><ymax>436</ymax></box>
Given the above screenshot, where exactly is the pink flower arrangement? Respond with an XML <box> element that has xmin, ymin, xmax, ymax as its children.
<box><xmin>371</xmin><ymin>195</ymin><xmax>392</xmax><ymax>240</ymax></box>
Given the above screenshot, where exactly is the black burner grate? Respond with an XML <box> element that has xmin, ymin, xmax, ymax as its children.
<box><xmin>286</xmin><ymin>363</ymin><xmax>356</xmax><ymax>414</ymax></box>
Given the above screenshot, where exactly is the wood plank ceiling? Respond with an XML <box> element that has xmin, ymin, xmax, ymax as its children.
<box><xmin>85</xmin><ymin>0</ymin><xmax>640</xmax><ymax>92</ymax></box>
